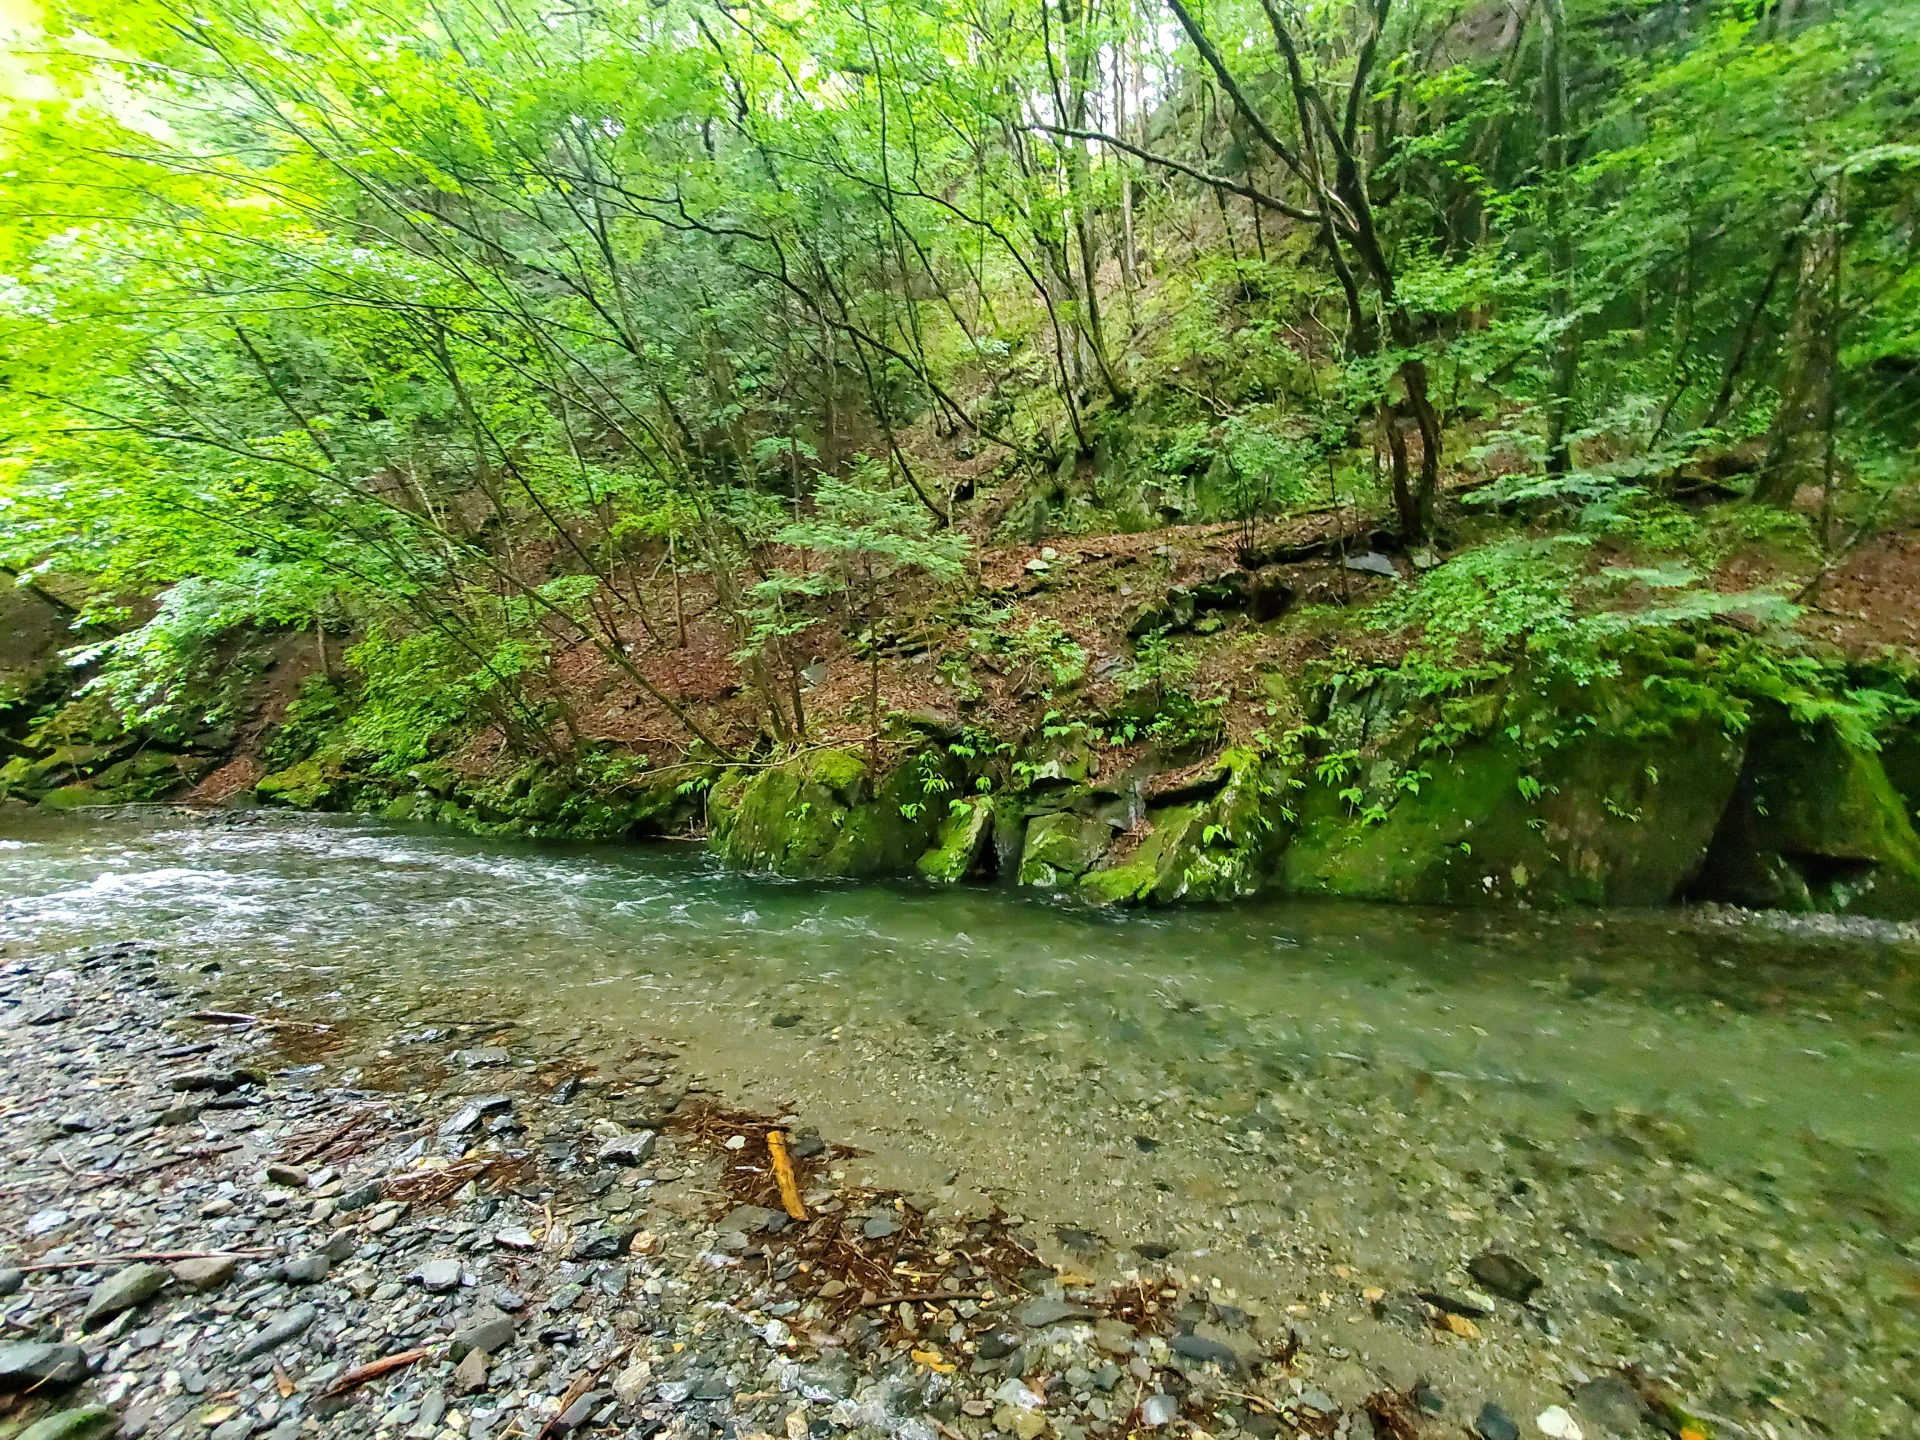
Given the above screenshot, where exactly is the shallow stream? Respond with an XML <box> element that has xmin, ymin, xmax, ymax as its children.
<box><xmin>3</xmin><ymin>810</ymin><xmax>1917</xmax><ymax>1435</ymax></box>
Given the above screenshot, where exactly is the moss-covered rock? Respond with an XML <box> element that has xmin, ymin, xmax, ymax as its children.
<box><xmin>255</xmin><ymin>757</ymin><xmax>345</xmax><ymax>810</ymax></box>
<box><xmin>1016</xmin><ymin>810</ymin><xmax>1113</xmax><ymax>887</ymax></box>
<box><xmin>707</xmin><ymin>748</ymin><xmax>955</xmax><ymax>878</ymax></box>
<box><xmin>918</xmin><ymin>798</ymin><xmax>994</xmax><ymax>883</ymax></box>
<box><xmin>1282</xmin><ymin>713</ymin><xmax>1743</xmax><ymax>907</ymax></box>
<box><xmin>1691</xmin><ymin>722</ymin><xmax>1920</xmax><ymax>917</ymax></box>
<box><xmin>1080</xmin><ymin>750</ymin><xmax>1292</xmax><ymax>905</ymax></box>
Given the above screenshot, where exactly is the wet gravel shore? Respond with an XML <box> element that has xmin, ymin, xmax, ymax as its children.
<box><xmin>0</xmin><ymin>936</ymin><xmax>1887</xmax><ymax>1440</ymax></box>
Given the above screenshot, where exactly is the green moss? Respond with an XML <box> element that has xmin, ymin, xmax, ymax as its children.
<box><xmin>918</xmin><ymin>798</ymin><xmax>994</xmax><ymax>883</ymax></box>
<box><xmin>1694</xmin><ymin>722</ymin><xmax>1920</xmax><ymax>918</ymax></box>
<box><xmin>255</xmin><ymin>757</ymin><xmax>343</xmax><ymax>810</ymax></box>
<box><xmin>1016</xmin><ymin>810</ymin><xmax>1112</xmax><ymax>886</ymax></box>
<box><xmin>707</xmin><ymin>748</ymin><xmax>954</xmax><ymax>878</ymax></box>
<box><xmin>37</xmin><ymin>783</ymin><xmax>102</xmax><ymax>811</ymax></box>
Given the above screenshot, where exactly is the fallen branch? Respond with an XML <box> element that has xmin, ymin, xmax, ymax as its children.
<box><xmin>322</xmin><ymin>1348</ymin><xmax>428</xmax><ymax>1397</ymax></box>
<box><xmin>18</xmin><ymin>1247</ymin><xmax>273</xmax><ymax>1273</ymax></box>
<box><xmin>857</xmin><ymin>1290</ymin><xmax>986</xmax><ymax>1308</ymax></box>
<box><xmin>766</xmin><ymin>1130</ymin><xmax>807</xmax><ymax>1221</ymax></box>
<box><xmin>285</xmin><ymin>1111</ymin><xmax>373</xmax><ymax>1167</ymax></box>
<box><xmin>186</xmin><ymin>1010</ymin><xmax>331</xmax><ymax>1032</ymax></box>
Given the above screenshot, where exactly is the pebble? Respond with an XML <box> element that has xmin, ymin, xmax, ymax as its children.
<box><xmin>81</xmin><ymin>1262</ymin><xmax>169</xmax><ymax>1328</ymax></box>
<box><xmin>412</xmin><ymin>1259</ymin><xmax>463</xmax><ymax>1293</ymax></box>
<box><xmin>1535</xmin><ymin>1406</ymin><xmax>1583</xmax><ymax>1440</ymax></box>
<box><xmin>1140</xmin><ymin>1394</ymin><xmax>1179</xmax><ymax>1427</ymax></box>
<box><xmin>1468</xmin><ymin>1249</ymin><xmax>1544</xmax><ymax>1303</ymax></box>
<box><xmin>171</xmin><ymin>1256</ymin><xmax>239</xmax><ymax>1291</ymax></box>
<box><xmin>235</xmin><ymin>1304</ymin><xmax>316</xmax><ymax>1359</ymax></box>
<box><xmin>595</xmin><ymin>1129</ymin><xmax>655</xmax><ymax>1167</ymax></box>
<box><xmin>1474</xmin><ymin>1402</ymin><xmax>1520</xmax><ymax>1440</ymax></box>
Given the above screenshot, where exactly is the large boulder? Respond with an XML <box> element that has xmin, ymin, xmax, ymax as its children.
<box><xmin>1281</xmin><ymin>674</ymin><xmax>1745</xmax><ymax>907</ymax></box>
<box><xmin>1016</xmin><ymin>810</ymin><xmax>1113</xmax><ymax>887</ymax></box>
<box><xmin>1079</xmin><ymin>751</ymin><xmax>1291</xmax><ymax>906</ymax></box>
<box><xmin>1690</xmin><ymin>722</ymin><xmax>1920</xmax><ymax>917</ymax></box>
<box><xmin>917</xmin><ymin>798</ymin><xmax>995</xmax><ymax>884</ymax></box>
<box><xmin>707</xmin><ymin>748</ymin><xmax>956</xmax><ymax>878</ymax></box>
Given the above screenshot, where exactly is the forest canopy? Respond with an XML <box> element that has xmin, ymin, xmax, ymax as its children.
<box><xmin>0</xmin><ymin>0</ymin><xmax>1915</xmax><ymax>766</ymax></box>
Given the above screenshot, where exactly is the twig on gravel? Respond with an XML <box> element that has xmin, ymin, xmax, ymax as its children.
<box><xmin>321</xmin><ymin>1348</ymin><xmax>429</xmax><ymax>1397</ymax></box>
<box><xmin>17</xmin><ymin>1247</ymin><xmax>273</xmax><ymax>1273</ymax></box>
<box><xmin>857</xmin><ymin>1291</ymin><xmax>986</xmax><ymax>1308</ymax></box>
<box><xmin>76</xmin><ymin>1141</ymin><xmax>246</xmax><ymax>1191</ymax></box>
<box><xmin>186</xmin><ymin>1010</ymin><xmax>331</xmax><ymax>1032</ymax></box>
<box><xmin>284</xmin><ymin>1110</ymin><xmax>373</xmax><ymax>1166</ymax></box>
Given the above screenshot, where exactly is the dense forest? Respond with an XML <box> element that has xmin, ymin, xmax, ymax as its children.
<box><xmin>2</xmin><ymin>0</ymin><xmax>1919</xmax><ymax>909</ymax></box>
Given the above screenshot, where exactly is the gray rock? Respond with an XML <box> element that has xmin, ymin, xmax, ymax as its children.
<box><xmin>210</xmin><ymin>1417</ymin><xmax>256</xmax><ymax>1440</ymax></box>
<box><xmin>1571</xmin><ymin>1377</ymin><xmax>1650</xmax><ymax>1434</ymax></box>
<box><xmin>1473</xmin><ymin>1402</ymin><xmax>1519</xmax><ymax>1440</ymax></box>
<box><xmin>0</xmin><ymin>1268</ymin><xmax>22</xmax><ymax>1298</ymax></box>
<box><xmin>171</xmin><ymin>1255</ymin><xmax>239</xmax><ymax>1291</ymax></box>
<box><xmin>280</xmin><ymin>1253</ymin><xmax>331</xmax><ymax>1285</ymax></box>
<box><xmin>82</xmin><ymin>1262</ymin><xmax>169</xmax><ymax>1328</ymax></box>
<box><xmin>264</xmin><ymin>1163</ymin><xmax>309</xmax><ymax>1187</ymax></box>
<box><xmin>1468</xmin><ymin>1250</ymin><xmax>1544</xmax><ymax>1303</ymax></box>
<box><xmin>718</xmin><ymin>1205</ymin><xmax>782</xmax><ymax>1237</ymax></box>
<box><xmin>493</xmin><ymin>1226</ymin><xmax>538</xmax><ymax>1251</ymax></box>
<box><xmin>452</xmin><ymin>1349</ymin><xmax>489</xmax><ymax>1394</ymax></box>
<box><xmin>1168</xmin><ymin>1334</ymin><xmax>1239</xmax><ymax>1373</ymax></box>
<box><xmin>235</xmin><ymin>1304</ymin><xmax>317</xmax><ymax>1359</ymax></box>
<box><xmin>338</xmin><ymin>1183</ymin><xmax>383</xmax><ymax>1211</ymax></box>
<box><xmin>1343</xmin><ymin>551</ymin><xmax>1400</xmax><ymax>578</ymax></box>
<box><xmin>25</xmin><ymin>1001</ymin><xmax>75</xmax><ymax>1026</ymax></box>
<box><xmin>862</xmin><ymin>1214</ymin><xmax>899</xmax><ymax>1239</ymax></box>
<box><xmin>1017</xmin><ymin>1299</ymin><xmax>1091</xmax><ymax>1327</ymax></box>
<box><xmin>570</xmin><ymin>1225</ymin><xmax>638</xmax><ymax>1261</ymax></box>
<box><xmin>0</xmin><ymin>1342</ymin><xmax>89</xmax><ymax>1392</ymax></box>
<box><xmin>458</xmin><ymin>1047</ymin><xmax>511</xmax><ymax>1069</ymax></box>
<box><xmin>168</xmin><ymin>1068</ymin><xmax>257</xmax><ymax>1094</ymax></box>
<box><xmin>450</xmin><ymin>1313</ymin><xmax>516</xmax><ymax>1361</ymax></box>
<box><xmin>975</xmin><ymin>1331</ymin><xmax>1019</xmax><ymax>1360</ymax></box>
<box><xmin>595</xmin><ymin>1130</ymin><xmax>655</xmax><ymax>1167</ymax></box>
<box><xmin>413</xmin><ymin>1259</ymin><xmax>462</xmax><ymax>1293</ymax></box>
<box><xmin>1140</xmin><ymin>1395</ymin><xmax>1179</xmax><ymax>1428</ymax></box>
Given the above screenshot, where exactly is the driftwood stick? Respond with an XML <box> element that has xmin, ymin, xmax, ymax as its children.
<box><xmin>18</xmin><ymin>1247</ymin><xmax>273</xmax><ymax>1273</ymax></box>
<box><xmin>322</xmin><ymin>1348</ymin><xmax>429</xmax><ymax>1397</ymax></box>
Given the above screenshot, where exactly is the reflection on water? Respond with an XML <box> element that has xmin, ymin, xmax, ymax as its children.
<box><xmin>4</xmin><ymin>809</ymin><xmax>1919</xmax><ymax>1434</ymax></box>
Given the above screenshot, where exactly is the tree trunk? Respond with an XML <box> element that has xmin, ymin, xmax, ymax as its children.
<box><xmin>1755</xmin><ymin>183</ymin><xmax>1841</xmax><ymax>509</ymax></box>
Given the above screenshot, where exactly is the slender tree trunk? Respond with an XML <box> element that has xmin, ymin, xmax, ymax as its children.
<box><xmin>1756</xmin><ymin>183</ymin><xmax>1842</xmax><ymax>508</ymax></box>
<box><xmin>1540</xmin><ymin>0</ymin><xmax>1580</xmax><ymax>475</ymax></box>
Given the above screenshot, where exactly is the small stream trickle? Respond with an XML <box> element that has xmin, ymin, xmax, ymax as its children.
<box><xmin>5</xmin><ymin>809</ymin><xmax>1918</xmax><ymax>1434</ymax></box>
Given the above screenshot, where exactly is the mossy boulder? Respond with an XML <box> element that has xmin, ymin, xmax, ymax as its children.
<box><xmin>1282</xmin><ymin>718</ymin><xmax>1743</xmax><ymax>907</ymax></box>
<box><xmin>918</xmin><ymin>798</ymin><xmax>995</xmax><ymax>884</ymax></box>
<box><xmin>1691</xmin><ymin>722</ymin><xmax>1920</xmax><ymax>917</ymax></box>
<box><xmin>707</xmin><ymin>748</ymin><xmax>956</xmax><ymax>878</ymax></box>
<box><xmin>255</xmin><ymin>757</ymin><xmax>345</xmax><ymax>810</ymax></box>
<box><xmin>1080</xmin><ymin>750</ymin><xmax>1292</xmax><ymax>906</ymax></box>
<box><xmin>1016</xmin><ymin>810</ymin><xmax>1113</xmax><ymax>887</ymax></box>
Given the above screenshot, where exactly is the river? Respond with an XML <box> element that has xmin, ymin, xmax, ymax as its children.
<box><xmin>3</xmin><ymin>808</ymin><xmax>1916</xmax><ymax>1435</ymax></box>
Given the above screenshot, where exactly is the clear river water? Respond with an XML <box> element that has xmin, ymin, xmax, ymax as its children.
<box><xmin>2</xmin><ymin>808</ymin><xmax>1916</xmax><ymax>1436</ymax></box>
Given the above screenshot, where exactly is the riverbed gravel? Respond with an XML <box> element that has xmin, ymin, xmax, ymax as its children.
<box><xmin>0</xmin><ymin>933</ymin><xmax>1903</xmax><ymax>1440</ymax></box>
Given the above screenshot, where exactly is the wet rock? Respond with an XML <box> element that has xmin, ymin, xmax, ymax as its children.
<box><xmin>1468</xmin><ymin>1250</ymin><xmax>1543</xmax><ymax>1304</ymax></box>
<box><xmin>440</xmin><ymin>1095</ymin><xmax>513</xmax><ymax>1138</ymax></box>
<box><xmin>0</xmin><ymin>1342</ymin><xmax>89</xmax><ymax>1392</ymax></box>
<box><xmin>1017</xmin><ymin>1298</ymin><xmax>1091</xmax><ymax>1328</ymax></box>
<box><xmin>1472</xmin><ymin>1402</ymin><xmax>1519</xmax><ymax>1440</ymax></box>
<box><xmin>172</xmin><ymin>1255</ymin><xmax>239</xmax><ymax>1291</ymax></box>
<box><xmin>168</xmin><ymin>1069</ymin><xmax>258</xmax><ymax>1094</ymax></box>
<box><xmin>1168</xmin><ymin>1334</ymin><xmax>1239</xmax><ymax>1373</ymax></box>
<box><xmin>18</xmin><ymin>1406</ymin><xmax>112</xmax><ymax>1440</ymax></box>
<box><xmin>976</xmin><ymin>1331</ymin><xmax>1019</xmax><ymax>1360</ymax></box>
<box><xmin>235</xmin><ymin>1304</ymin><xmax>316</xmax><ymax>1359</ymax></box>
<box><xmin>0</xmin><ymin>1268</ymin><xmax>22</xmax><ymax>1298</ymax></box>
<box><xmin>595</xmin><ymin>1129</ymin><xmax>656</xmax><ymax>1167</ymax></box>
<box><xmin>412</xmin><ymin>1258</ymin><xmax>462</xmax><ymax>1293</ymax></box>
<box><xmin>571</xmin><ymin>1225</ymin><xmax>638</xmax><ymax>1260</ymax></box>
<box><xmin>82</xmin><ymin>1262</ymin><xmax>169</xmax><ymax>1328</ymax></box>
